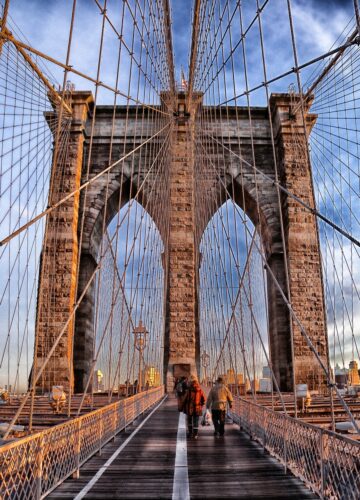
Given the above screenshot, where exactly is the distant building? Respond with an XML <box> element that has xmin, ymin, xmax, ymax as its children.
<box><xmin>334</xmin><ymin>363</ymin><xmax>348</xmax><ymax>375</ymax></box>
<box><xmin>262</xmin><ymin>366</ymin><xmax>271</xmax><ymax>379</ymax></box>
<box><xmin>334</xmin><ymin>363</ymin><xmax>348</xmax><ymax>388</ymax></box>
<box><xmin>237</xmin><ymin>373</ymin><xmax>244</xmax><ymax>385</ymax></box>
<box><xmin>94</xmin><ymin>369</ymin><xmax>104</xmax><ymax>392</ymax></box>
<box><xmin>259</xmin><ymin>378</ymin><xmax>272</xmax><ymax>393</ymax></box>
<box><xmin>143</xmin><ymin>366</ymin><xmax>161</xmax><ymax>387</ymax></box>
<box><xmin>251</xmin><ymin>379</ymin><xmax>259</xmax><ymax>392</ymax></box>
<box><xmin>227</xmin><ymin>369</ymin><xmax>236</xmax><ymax>384</ymax></box>
<box><xmin>348</xmin><ymin>360</ymin><xmax>360</xmax><ymax>385</ymax></box>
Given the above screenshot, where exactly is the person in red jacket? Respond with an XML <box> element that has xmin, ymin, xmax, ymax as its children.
<box><xmin>182</xmin><ymin>376</ymin><xmax>206</xmax><ymax>439</ymax></box>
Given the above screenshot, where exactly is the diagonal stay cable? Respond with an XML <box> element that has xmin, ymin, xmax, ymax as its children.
<box><xmin>0</xmin><ymin>30</ymin><xmax>171</xmax><ymax>117</ymax></box>
<box><xmin>206</xmin><ymin>132</ymin><xmax>360</xmax><ymax>247</ymax></box>
<box><xmin>217</xmin><ymin>36</ymin><xmax>360</xmax><ymax>106</ymax></box>
<box><xmin>0</xmin><ymin>121</ymin><xmax>173</xmax><ymax>247</ymax></box>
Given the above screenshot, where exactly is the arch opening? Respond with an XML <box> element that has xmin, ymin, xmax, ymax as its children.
<box><xmin>74</xmin><ymin>198</ymin><xmax>165</xmax><ymax>394</ymax></box>
<box><xmin>198</xmin><ymin>199</ymin><xmax>271</xmax><ymax>395</ymax></box>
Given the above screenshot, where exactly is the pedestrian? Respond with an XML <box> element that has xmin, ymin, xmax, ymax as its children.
<box><xmin>175</xmin><ymin>376</ymin><xmax>188</xmax><ymax>411</ymax></box>
<box><xmin>206</xmin><ymin>376</ymin><xmax>233</xmax><ymax>437</ymax></box>
<box><xmin>182</xmin><ymin>375</ymin><xmax>206</xmax><ymax>439</ymax></box>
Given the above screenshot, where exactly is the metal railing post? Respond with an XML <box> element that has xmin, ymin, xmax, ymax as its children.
<box><xmin>73</xmin><ymin>419</ymin><xmax>81</xmax><ymax>479</ymax></box>
<box><xmin>98</xmin><ymin>410</ymin><xmax>103</xmax><ymax>456</ymax></box>
<box><xmin>320</xmin><ymin>429</ymin><xmax>327</xmax><ymax>499</ymax></box>
<box><xmin>249</xmin><ymin>403</ymin><xmax>253</xmax><ymax>440</ymax></box>
<box><xmin>141</xmin><ymin>393</ymin><xmax>145</xmax><ymax>415</ymax></box>
<box><xmin>262</xmin><ymin>408</ymin><xmax>266</xmax><ymax>450</ymax></box>
<box><xmin>239</xmin><ymin>399</ymin><xmax>242</xmax><ymax>431</ymax></box>
<box><xmin>124</xmin><ymin>399</ymin><xmax>128</xmax><ymax>432</ymax></box>
<box><xmin>112</xmin><ymin>406</ymin><xmax>117</xmax><ymax>441</ymax></box>
<box><xmin>35</xmin><ymin>435</ymin><xmax>44</xmax><ymax>500</ymax></box>
<box><xmin>119</xmin><ymin>400</ymin><xmax>123</xmax><ymax>432</ymax></box>
<box><xmin>319</xmin><ymin>429</ymin><xmax>324</xmax><ymax>498</ymax></box>
<box><xmin>284</xmin><ymin>417</ymin><xmax>288</xmax><ymax>474</ymax></box>
<box><xmin>246</xmin><ymin>401</ymin><xmax>250</xmax><ymax>435</ymax></box>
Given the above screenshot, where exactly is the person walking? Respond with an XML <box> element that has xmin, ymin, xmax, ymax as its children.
<box><xmin>182</xmin><ymin>376</ymin><xmax>205</xmax><ymax>439</ymax></box>
<box><xmin>206</xmin><ymin>376</ymin><xmax>233</xmax><ymax>437</ymax></box>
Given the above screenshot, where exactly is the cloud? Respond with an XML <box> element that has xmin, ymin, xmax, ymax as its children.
<box><xmin>292</xmin><ymin>1</ymin><xmax>352</xmax><ymax>53</ymax></box>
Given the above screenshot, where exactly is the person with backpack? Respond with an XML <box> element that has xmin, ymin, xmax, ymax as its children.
<box><xmin>182</xmin><ymin>376</ymin><xmax>206</xmax><ymax>439</ymax></box>
<box><xmin>176</xmin><ymin>376</ymin><xmax>188</xmax><ymax>411</ymax></box>
<box><xmin>206</xmin><ymin>376</ymin><xmax>233</xmax><ymax>437</ymax></box>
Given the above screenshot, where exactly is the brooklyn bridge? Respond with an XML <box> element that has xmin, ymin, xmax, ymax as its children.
<box><xmin>0</xmin><ymin>0</ymin><xmax>359</xmax><ymax>498</ymax></box>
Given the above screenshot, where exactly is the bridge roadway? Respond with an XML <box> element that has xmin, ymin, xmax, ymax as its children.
<box><xmin>49</xmin><ymin>397</ymin><xmax>316</xmax><ymax>499</ymax></box>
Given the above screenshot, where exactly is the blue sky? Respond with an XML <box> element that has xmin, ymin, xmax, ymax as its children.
<box><xmin>171</xmin><ymin>0</ymin><xmax>355</xmax><ymax>84</ymax></box>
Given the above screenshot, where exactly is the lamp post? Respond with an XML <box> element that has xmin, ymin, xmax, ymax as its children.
<box><xmin>133</xmin><ymin>320</ymin><xmax>148</xmax><ymax>393</ymax></box>
<box><xmin>201</xmin><ymin>350</ymin><xmax>210</xmax><ymax>386</ymax></box>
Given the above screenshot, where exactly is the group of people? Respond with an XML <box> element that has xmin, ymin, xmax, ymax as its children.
<box><xmin>175</xmin><ymin>375</ymin><xmax>233</xmax><ymax>439</ymax></box>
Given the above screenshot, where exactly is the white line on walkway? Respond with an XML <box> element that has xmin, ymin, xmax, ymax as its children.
<box><xmin>172</xmin><ymin>412</ymin><xmax>190</xmax><ymax>500</ymax></box>
<box><xmin>74</xmin><ymin>396</ymin><xmax>167</xmax><ymax>500</ymax></box>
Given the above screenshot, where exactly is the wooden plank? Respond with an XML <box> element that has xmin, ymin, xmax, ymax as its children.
<box><xmin>186</xmin><ymin>425</ymin><xmax>316</xmax><ymax>499</ymax></box>
<box><xmin>48</xmin><ymin>397</ymin><xmax>317</xmax><ymax>499</ymax></box>
<box><xmin>48</xmin><ymin>399</ymin><xmax>178</xmax><ymax>499</ymax></box>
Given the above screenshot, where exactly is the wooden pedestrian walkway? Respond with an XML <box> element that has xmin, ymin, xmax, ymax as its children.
<box><xmin>49</xmin><ymin>397</ymin><xmax>317</xmax><ymax>499</ymax></box>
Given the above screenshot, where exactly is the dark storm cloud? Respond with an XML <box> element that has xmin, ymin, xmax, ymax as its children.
<box><xmin>298</xmin><ymin>0</ymin><xmax>353</xmax><ymax>7</ymax></box>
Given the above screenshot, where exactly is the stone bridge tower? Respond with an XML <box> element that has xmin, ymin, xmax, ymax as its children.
<box><xmin>34</xmin><ymin>90</ymin><xmax>328</xmax><ymax>394</ymax></box>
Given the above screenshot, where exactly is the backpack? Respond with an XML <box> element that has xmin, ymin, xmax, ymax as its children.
<box><xmin>176</xmin><ymin>381</ymin><xmax>184</xmax><ymax>395</ymax></box>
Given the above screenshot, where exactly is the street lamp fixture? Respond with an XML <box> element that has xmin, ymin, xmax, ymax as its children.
<box><xmin>201</xmin><ymin>350</ymin><xmax>210</xmax><ymax>385</ymax></box>
<box><xmin>133</xmin><ymin>320</ymin><xmax>148</xmax><ymax>393</ymax></box>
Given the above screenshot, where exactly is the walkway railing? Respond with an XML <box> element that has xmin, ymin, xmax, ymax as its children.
<box><xmin>231</xmin><ymin>396</ymin><xmax>360</xmax><ymax>500</ymax></box>
<box><xmin>0</xmin><ymin>386</ymin><xmax>165</xmax><ymax>500</ymax></box>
